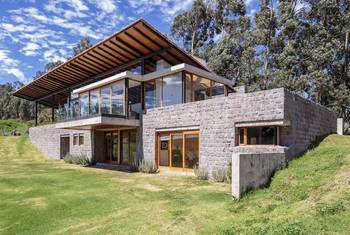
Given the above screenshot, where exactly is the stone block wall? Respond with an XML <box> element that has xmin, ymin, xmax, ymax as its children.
<box><xmin>282</xmin><ymin>91</ymin><xmax>337</xmax><ymax>158</ymax></box>
<box><xmin>29</xmin><ymin>124</ymin><xmax>93</xmax><ymax>160</ymax></box>
<box><xmin>142</xmin><ymin>88</ymin><xmax>285</xmax><ymax>175</ymax></box>
<box><xmin>143</xmin><ymin>88</ymin><xmax>337</xmax><ymax>176</ymax></box>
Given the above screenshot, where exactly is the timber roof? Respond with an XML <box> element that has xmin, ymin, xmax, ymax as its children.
<box><xmin>13</xmin><ymin>19</ymin><xmax>209</xmax><ymax>108</ymax></box>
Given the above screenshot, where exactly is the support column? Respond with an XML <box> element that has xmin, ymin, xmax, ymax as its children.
<box><xmin>35</xmin><ymin>101</ymin><xmax>38</xmax><ymax>126</ymax></box>
<box><xmin>51</xmin><ymin>107</ymin><xmax>55</xmax><ymax>123</ymax></box>
<box><xmin>141</xmin><ymin>59</ymin><xmax>145</xmax><ymax>111</ymax></box>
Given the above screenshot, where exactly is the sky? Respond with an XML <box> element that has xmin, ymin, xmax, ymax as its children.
<box><xmin>0</xmin><ymin>0</ymin><xmax>259</xmax><ymax>84</ymax></box>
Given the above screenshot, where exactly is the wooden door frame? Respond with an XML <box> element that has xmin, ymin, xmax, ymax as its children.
<box><xmin>156</xmin><ymin>130</ymin><xmax>199</xmax><ymax>172</ymax></box>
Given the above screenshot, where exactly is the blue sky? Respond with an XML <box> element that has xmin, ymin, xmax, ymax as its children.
<box><xmin>0</xmin><ymin>0</ymin><xmax>259</xmax><ymax>84</ymax></box>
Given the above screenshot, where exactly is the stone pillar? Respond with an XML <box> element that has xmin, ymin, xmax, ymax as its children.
<box><xmin>337</xmin><ymin>118</ymin><xmax>344</xmax><ymax>135</ymax></box>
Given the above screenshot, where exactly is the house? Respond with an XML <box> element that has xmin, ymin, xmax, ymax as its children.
<box><xmin>13</xmin><ymin>19</ymin><xmax>337</xmax><ymax>197</ymax></box>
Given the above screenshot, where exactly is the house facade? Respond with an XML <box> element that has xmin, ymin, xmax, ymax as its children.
<box><xmin>14</xmin><ymin>19</ymin><xmax>337</xmax><ymax>194</ymax></box>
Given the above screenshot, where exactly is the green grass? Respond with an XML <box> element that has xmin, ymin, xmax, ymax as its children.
<box><xmin>0</xmin><ymin>135</ymin><xmax>349</xmax><ymax>234</ymax></box>
<box><xmin>0</xmin><ymin>119</ymin><xmax>29</xmax><ymax>136</ymax></box>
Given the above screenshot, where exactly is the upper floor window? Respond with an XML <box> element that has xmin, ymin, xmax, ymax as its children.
<box><xmin>111</xmin><ymin>81</ymin><xmax>125</xmax><ymax>115</ymax></box>
<box><xmin>79</xmin><ymin>92</ymin><xmax>89</xmax><ymax>117</ymax></box>
<box><xmin>238</xmin><ymin>126</ymin><xmax>279</xmax><ymax>146</ymax></box>
<box><xmin>185</xmin><ymin>73</ymin><xmax>225</xmax><ymax>102</ymax></box>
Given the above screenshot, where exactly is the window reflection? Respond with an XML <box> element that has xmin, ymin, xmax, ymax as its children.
<box><xmin>79</xmin><ymin>92</ymin><xmax>89</xmax><ymax>117</ymax></box>
<box><xmin>111</xmin><ymin>81</ymin><xmax>125</xmax><ymax>115</ymax></box>
<box><xmin>193</xmin><ymin>75</ymin><xmax>211</xmax><ymax>101</ymax></box>
<box><xmin>90</xmin><ymin>89</ymin><xmax>99</xmax><ymax>115</ymax></box>
<box><xmin>162</xmin><ymin>73</ymin><xmax>182</xmax><ymax>106</ymax></box>
<box><xmin>145</xmin><ymin>81</ymin><xmax>155</xmax><ymax>109</ymax></box>
<box><xmin>101</xmin><ymin>86</ymin><xmax>110</xmax><ymax>114</ymax></box>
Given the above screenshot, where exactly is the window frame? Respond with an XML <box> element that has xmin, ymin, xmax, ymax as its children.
<box><xmin>79</xmin><ymin>134</ymin><xmax>84</xmax><ymax>146</ymax></box>
<box><xmin>237</xmin><ymin>126</ymin><xmax>280</xmax><ymax>146</ymax></box>
<box><xmin>73</xmin><ymin>134</ymin><xmax>79</xmax><ymax>146</ymax></box>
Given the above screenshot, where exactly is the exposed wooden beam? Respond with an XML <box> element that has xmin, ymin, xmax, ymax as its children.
<box><xmin>35</xmin><ymin>47</ymin><xmax>171</xmax><ymax>102</ymax></box>
<box><xmin>68</xmin><ymin>63</ymin><xmax>94</xmax><ymax>76</ymax></box>
<box><xmin>89</xmin><ymin>50</ymin><xmax>123</xmax><ymax>66</ymax></box>
<box><xmin>102</xmin><ymin>43</ymin><xmax>132</xmax><ymax>61</ymax></box>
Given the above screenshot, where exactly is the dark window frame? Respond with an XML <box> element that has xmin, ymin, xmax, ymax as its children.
<box><xmin>237</xmin><ymin>126</ymin><xmax>280</xmax><ymax>146</ymax></box>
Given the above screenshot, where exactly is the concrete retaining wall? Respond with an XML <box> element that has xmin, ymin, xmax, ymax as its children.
<box><xmin>231</xmin><ymin>152</ymin><xmax>287</xmax><ymax>198</ymax></box>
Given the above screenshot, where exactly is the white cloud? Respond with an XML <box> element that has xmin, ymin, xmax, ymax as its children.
<box><xmin>0</xmin><ymin>49</ymin><xmax>27</xmax><ymax>83</ymax></box>
<box><xmin>127</xmin><ymin>0</ymin><xmax>194</xmax><ymax>21</ymax></box>
<box><xmin>5</xmin><ymin>68</ymin><xmax>26</xmax><ymax>83</ymax></box>
<box><xmin>93</xmin><ymin>0</ymin><xmax>117</xmax><ymax>14</ymax></box>
<box><xmin>21</xmin><ymin>42</ymin><xmax>40</xmax><ymax>56</ymax></box>
<box><xmin>244</xmin><ymin>0</ymin><xmax>254</xmax><ymax>6</ymax></box>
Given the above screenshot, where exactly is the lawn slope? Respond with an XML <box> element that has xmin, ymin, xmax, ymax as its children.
<box><xmin>0</xmin><ymin>134</ymin><xmax>349</xmax><ymax>234</ymax></box>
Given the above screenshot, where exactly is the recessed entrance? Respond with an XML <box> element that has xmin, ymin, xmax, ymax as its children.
<box><xmin>157</xmin><ymin>130</ymin><xmax>199</xmax><ymax>171</ymax></box>
<box><xmin>104</xmin><ymin>129</ymin><xmax>136</xmax><ymax>165</ymax></box>
<box><xmin>60</xmin><ymin>135</ymin><xmax>70</xmax><ymax>159</ymax></box>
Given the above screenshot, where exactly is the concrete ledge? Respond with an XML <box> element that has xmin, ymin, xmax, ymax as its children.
<box><xmin>55</xmin><ymin>116</ymin><xmax>140</xmax><ymax>129</ymax></box>
<box><xmin>232</xmin><ymin>152</ymin><xmax>286</xmax><ymax>198</ymax></box>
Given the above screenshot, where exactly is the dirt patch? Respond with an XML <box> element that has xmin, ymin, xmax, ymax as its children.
<box><xmin>23</xmin><ymin>197</ymin><xmax>47</xmax><ymax>208</ymax></box>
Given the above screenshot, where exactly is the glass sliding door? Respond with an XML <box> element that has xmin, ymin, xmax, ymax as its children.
<box><xmin>171</xmin><ymin>134</ymin><xmax>183</xmax><ymax>168</ymax></box>
<box><xmin>105</xmin><ymin>132</ymin><xmax>119</xmax><ymax>163</ymax></box>
<box><xmin>121</xmin><ymin>130</ymin><xmax>137</xmax><ymax>165</ymax></box>
<box><xmin>157</xmin><ymin>131</ymin><xmax>199</xmax><ymax>171</ymax></box>
<box><xmin>184</xmin><ymin>133</ymin><xmax>199</xmax><ymax>169</ymax></box>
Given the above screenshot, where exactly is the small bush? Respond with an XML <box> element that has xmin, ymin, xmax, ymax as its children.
<box><xmin>138</xmin><ymin>160</ymin><xmax>158</xmax><ymax>174</ymax></box>
<box><xmin>194</xmin><ymin>166</ymin><xmax>208</xmax><ymax>180</ymax></box>
<box><xmin>212</xmin><ymin>166</ymin><xmax>231</xmax><ymax>183</ymax></box>
<box><xmin>130</xmin><ymin>158</ymin><xmax>139</xmax><ymax>172</ymax></box>
<box><xmin>315</xmin><ymin>201</ymin><xmax>345</xmax><ymax>216</ymax></box>
<box><xmin>64</xmin><ymin>153</ymin><xmax>91</xmax><ymax>166</ymax></box>
<box><xmin>344</xmin><ymin>122</ymin><xmax>350</xmax><ymax>135</ymax></box>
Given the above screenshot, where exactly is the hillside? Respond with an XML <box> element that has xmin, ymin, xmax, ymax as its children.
<box><xmin>0</xmin><ymin>134</ymin><xmax>349</xmax><ymax>234</ymax></box>
<box><xmin>0</xmin><ymin>120</ymin><xmax>29</xmax><ymax>136</ymax></box>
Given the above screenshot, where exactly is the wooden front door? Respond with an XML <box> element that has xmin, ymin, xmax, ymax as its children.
<box><xmin>60</xmin><ymin>136</ymin><xmax>70</xmax><ymax>159</ymax></box>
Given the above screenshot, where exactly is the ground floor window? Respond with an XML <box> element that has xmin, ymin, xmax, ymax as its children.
<box><xmin>157</xmin><ymin>130</ymin><xmax>199</xmax><ymax>171</ymax></box>
<box><xmin>237</xmin><ymin>126</ymin><xmax>279</xmax><ymax>145</ymax></box>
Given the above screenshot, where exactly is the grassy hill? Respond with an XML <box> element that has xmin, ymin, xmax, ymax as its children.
<box><xmin>0</xmin><ymin>119</ymin><xmax>30</xmax><ymax>136</ymax></box>
<box><xmin>0</xmin><ymin>134</ymin><xmax>349</xmax><ymax>234</ymax></box>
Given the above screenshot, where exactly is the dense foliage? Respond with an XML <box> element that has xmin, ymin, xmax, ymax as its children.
<box><xmin>172</xmin><ymin>0</ymin><xmax>350</xmax><ymax>121</ymax></box>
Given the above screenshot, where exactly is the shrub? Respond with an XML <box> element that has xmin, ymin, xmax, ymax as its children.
<box><xmin>130</xmin><ymin>158</ymin><xmax>139</xmax><ymax>172</ymax></box>
<box><xmin>315</xmin><ymin>201</ymin><xmax>345</xmax><ymax>216</ymax></box>
<box><xmin>344</xmin><ymin>122</ymin><xmax>350</xmax><ymax>135</ymax></box>
<box><xmin>212</xmin><ymin>165</ymin><xmax>231</xmax><ymax>183</ymax></box>
<box><xmin>138</xmin><ymin>160</ymin><xmax>158</xmax><ymax>174</ymax></box>
<box><xmin>64</xmin><ymin>153</ymin><xmax>91</xmax><ymax>166</ymax></box>
<box><xmin>194</xmin><ymin>166</ymin><xmax>208</xmax><ymax>180</ymax></box>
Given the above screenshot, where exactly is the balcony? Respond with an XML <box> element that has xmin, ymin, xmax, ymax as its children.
<box><xmin>55</xmin><ymin>78</ymin><xmax>141</xmax><ymax>129</ymax></box>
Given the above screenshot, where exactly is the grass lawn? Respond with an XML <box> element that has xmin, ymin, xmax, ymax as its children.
<box><xmin>0</xmin><ymin>135</ymin><xmax>349</xmax><ymax>234</ymax></box>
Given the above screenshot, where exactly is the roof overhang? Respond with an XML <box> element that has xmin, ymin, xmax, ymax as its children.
<box><xmin>72</xmin><ymin>63</ymin><xmax>234</xmax><ymax>94</ymax></box>
<box><xmin>12</xmin><ymin>19</ymin><xmax>210</xmax><ymax>107</ymax></box>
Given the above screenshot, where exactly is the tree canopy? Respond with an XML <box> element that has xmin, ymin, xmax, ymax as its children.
<box><xmin>171</xmin><ymin>0</ymin><xmax>350</xmax><ymax>121</ymax></box>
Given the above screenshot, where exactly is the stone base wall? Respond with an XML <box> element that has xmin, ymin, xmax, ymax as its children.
<box><xmin>143</xmin><ymin>88</ymin><xmax>285</xmax><ymax>176</ymax></box>
<box><xmin>29</xmin><ymin>124</ymin><xmax>93</xmax><ymax>160</ymax></box>
<box><xmin>143</xmin><ymin>88</ymin><xmax>337</xmax><ymax>177</ymax></box>
<box><xmin>231</xmin><ymin>152</ymin><xmax>287</xmax><ymax>198</ymax></box>
<box><xmin>282</xmin><ymin>91</ymin><xmax>337</xmax><ymax>158</ymax></box>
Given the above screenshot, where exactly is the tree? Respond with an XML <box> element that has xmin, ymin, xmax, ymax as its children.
<box><xmin>72</xmin><ymin>37</ymin><xmax>93</xmax><ymax>56</ymax></box>
<box><xmin>171</xmin><ymin>0</ymin><xmax>213</xmax><ymax>55</ymax></box>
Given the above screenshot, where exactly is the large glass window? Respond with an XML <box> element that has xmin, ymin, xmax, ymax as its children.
<box><xmin>162</xmin><ymin>73</ymin><xmax>183</xmax><ymax>106</ymax></box>
<box><xmin>185</xmin><ymin>73</ymin><xmax>192</xmax><ymax>103</ymax></box>
<box><xmin>128</xmin><ymin>80</ymin><xmax>141</xmax><ymax>117</ymax></box>
<box><xmin>145</xmin><ymin>81</ymin><xmax>155</xmax><ymax>109</ymax></box>
<box><xmin>70</xmin><ymin>93</ymin><xmax>79</xmax><ymax>118</ymax></box>
<box><xmin>90</xmin><ymin>89</ymin><xmax>99</xmax><ymax>115</ymax></box>
<box><xmin>155</xmin><ymin>78</ymin><xmax>163</xmax><ymax>107</ymax></box>
<box><xmin>184</xmin><ymin>133</ymin><xmax>199</xmax><ymax>169</ymax></box>
<box><xmin>212</xmin><ymin>82</ymin><xmax>225</xmax><ymax>96</ymax></box>
<box><xmin>79</xmin><ymin>92</ymin><xmax>89</xmax><ymax>117</ymax></box>
<box><xmin>238</xmin><ymin>126</ymin><xmax>278</xmax><ymax>145</ymax></box>
<box><xmin>111</xmin><ymin>81</ymin><xmax>125</xmax><ymax>115</ymax></box>
<box><xmin>101</xmin><ymin>86</ymin><xmax>110</xmax><ymax>114</ymax></box>
<box><xmin>193</xmin><ymin>75</ymin><xmax>211</xmax><ymax>101</ymax></box>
